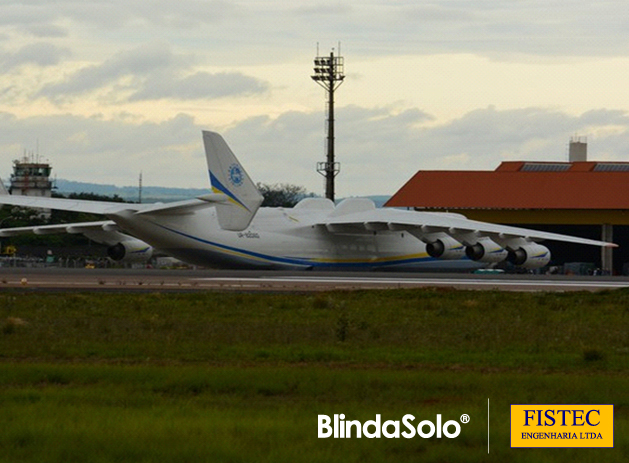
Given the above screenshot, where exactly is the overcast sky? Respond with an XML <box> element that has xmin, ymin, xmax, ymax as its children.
<box><xmin>2</xmin><ymin>1</ymin><xmax>629</xmax><ymax>197</ymax></box>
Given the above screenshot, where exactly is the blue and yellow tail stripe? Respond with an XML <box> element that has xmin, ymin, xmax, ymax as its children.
<box><xmin>209</xmin><ymin>171</ymin><xmax>250</xmax><ymax>211</ymax></box>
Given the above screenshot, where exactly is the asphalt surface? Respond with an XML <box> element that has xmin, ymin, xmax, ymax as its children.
<box><xmin>1</xmin><ymin>267</ymin><xmax>628</xmax><ymax>292</ymax></box>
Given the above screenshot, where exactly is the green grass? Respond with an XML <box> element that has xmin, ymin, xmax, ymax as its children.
<box><xmin>0</xmin><ymin>288</ymin><xmax>628</xmax><ymax>462</ymax></box>
<box><xmin>1</xmin><ymin>289</ymin><xmax>628</xmax><ymax>369</ymax></box>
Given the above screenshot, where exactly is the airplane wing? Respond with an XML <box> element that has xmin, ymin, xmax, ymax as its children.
<box><xmin>0</xmin><ymin>192</ymin><xmax>231</xmax><ymax>262</ymax></box>
<box><xmin>0</xmin><ymin>193</ymin><xmax>229</xmax><ymax>216</ymax></box>
<box><xmin>0</xmin><ymin>220</ymin><xmax>118</xmax><ymax>238</ymax></box>
<box><xmin>317</xmin><ymin>200</ymin><xmax>615</xmax><ymax>269</ymax></box>
<box><xmin>0</xmin><ymin>219</ymin><xmax>139</xmax><ymax>247</ymax></box>
<box><xmin>320</xmin><ymin>206</ymin><xmax>615</xmax><ymax>247</ymax></box>
<box><xmin>0</xmin><ymin>194</ymin><xmax>139</xmax><ymax>215</ymax></box>
<box><xmin>0</xmin><ymin>219</ymin><xmax>156</xmax><ymax>262</ymax></box>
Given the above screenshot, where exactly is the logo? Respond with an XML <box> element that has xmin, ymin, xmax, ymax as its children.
<box><xmin>318</xmin><ymin>414</ymin><xmax>468</xmax><ymax>439</ymax></box>
<box><xmin>511</xmin><ymin>405</ymin><xmax>614</xmax><ymax>448</ymax></box>
<box><xmin>228</xmin><ymin>163</ymin><xmax>244</xmax><ymax>187</ymax></box>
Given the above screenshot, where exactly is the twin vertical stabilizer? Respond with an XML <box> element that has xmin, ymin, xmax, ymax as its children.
<box><xmin>202</xmin><ymin>131</ymin><xmax>263</xmax><ymax>231</ymax></box>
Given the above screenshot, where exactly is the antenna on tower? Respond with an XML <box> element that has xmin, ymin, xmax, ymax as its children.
<box><xmin>312</xmin><ymin>43</ymin><xmax>345</xmax><ymax>202</ymax></box>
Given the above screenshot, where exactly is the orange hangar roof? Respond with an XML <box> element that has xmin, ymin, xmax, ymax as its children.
<box><xmin>385</xmin><ymin>161</ymin><xmax>629</xmax><ymax>210</ymax></box>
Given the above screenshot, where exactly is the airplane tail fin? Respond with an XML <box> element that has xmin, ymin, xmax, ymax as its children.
<box><xmin>202</xmin><ymin>130</ymin><xmax>263</xmax><ymax>231</ymax></box>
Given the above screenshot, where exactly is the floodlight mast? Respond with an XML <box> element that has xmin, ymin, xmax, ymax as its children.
<box><xmin>312</xmin><ymin>45</ymin><xmax>345</xmax><ymax>202</ymax></box>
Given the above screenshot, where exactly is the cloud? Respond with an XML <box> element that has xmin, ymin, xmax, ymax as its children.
<box><xmin>292</xmin><ymin>3</ymin><xmax>353</xmax><ymax>16</ymax></box>
<box><xmin>2</xmin><ymin>105</ymin><xmax>629</xmax><ymax>196</ymax></box>
<box><xmin>0</xmin><ymin>0</ymin><xmax>235</xmax><ymax>30</ymax></box>
<box><xmin>0</xmin><ymin>3</ymin><xmax>57</xmax><ymax>28</ymax></box>
<box><xmin>0</xmin><ymin>42</ymin><xmax>71</xmax><ymax>70</ymax></box>
<box><xmin>381</xmin><ymin>1</ymin><xmax>629</xmax><ymax>59</ymax></box>
<box><xmin>4</xmin><ymin>1</ymin><xmax>629</xmax><ymax>199</ymax></box>
<box><xmin>0</xmin><ymin>111</ymin><xmax>207</xmax><ymax>188</ymax></box>
<box><xmin>4</xmin><ymin>1</ymin><xmax>629</xmax><ymax>64</ymax></box>
<box><xmin>396</xmin><ymin>3</ymin><xmax>475</xmax><ymax>22</ymax></box>
<box><xmin>38</xmin><ymin>43</ymin><xmax>180</xmax><ymax>99</ymax></box>
<box><xmin>132</xmin><ymin>0</ymin><xmax>236</xmax><ymax>28</ymax></box>
<box><xmin>36</xmin><ymin>43</ymin><xmax>269</xmax><ymax>103</ymax></box>
<box><xmin>224</xmin><ymin>105</ymin><xmax>629</xmax><ymax>195</ymax></box>
<box><xmin>25</xmin><ymin>24</ymin><xmax>68</xmax><ymax>38</ymax></box>
<box><xmin>129</xmin><ymin>71</ymin><xmax>269</xmax><ymax>101</ymax></box>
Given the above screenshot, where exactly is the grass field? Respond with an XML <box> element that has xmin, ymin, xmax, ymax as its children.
<box><xmin>0</xmin><ymin>288</ymin><xmax>627</xmax><ymax>462</ymax></box>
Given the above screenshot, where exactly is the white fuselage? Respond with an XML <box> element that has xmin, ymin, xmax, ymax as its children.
<box><xmin>109</xmin><ymin>201</ymin><xmax>479</xmax><ymax>271</ymax></box>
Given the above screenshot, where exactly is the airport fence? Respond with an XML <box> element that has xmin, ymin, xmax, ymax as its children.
<box><xmin>0</xmin><ymin>256</ymin><xmax>116</xmax><ymax>269</ymax></box>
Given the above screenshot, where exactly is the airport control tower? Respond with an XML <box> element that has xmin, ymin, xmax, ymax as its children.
<box><xmin>9</xmin><ymin>154</ymin><xmax>54</xmax><ymax>218</ymax></box>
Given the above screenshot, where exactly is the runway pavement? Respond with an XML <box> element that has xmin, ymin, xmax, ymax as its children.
<box><xmin>1</xmin><ymin>267</ymin><xmax>629</xmax><ymax>292</ymax></box>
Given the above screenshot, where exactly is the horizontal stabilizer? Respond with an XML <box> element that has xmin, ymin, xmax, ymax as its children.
<box><xmin>135</xmin><ymin>195</ymin><xmax>229</xmax><ymax>215</ymax></box>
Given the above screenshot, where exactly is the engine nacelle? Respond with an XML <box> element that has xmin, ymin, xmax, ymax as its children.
<box><xmin>107</xmin><ymin>240</ymin><xmax>154</xmax><ymax>263</ymax></box>
<box><xmin>465</xmin><ymin>238</ymin><xmax>508</xmax><ymax>263</ymax></box>
<box><xmin>507</xmin><ymin>243</ymin><xmax>551</xmax><ymax>269</ymax></box>
<box><xmin>425</xmin><ymin>236</ymin><xmax>466</xmax><ymax>260</ymax></box>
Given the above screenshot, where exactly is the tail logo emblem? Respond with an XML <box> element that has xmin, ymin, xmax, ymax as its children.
<box><xmin>228</xmin><ymin>164</ymin><xmax>244</xmax><ymax>187</ymax></box>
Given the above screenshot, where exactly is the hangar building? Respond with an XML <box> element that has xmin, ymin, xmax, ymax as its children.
<box><xmin>385</xmin><ymin>139</ymin><xmax>629</xmax><ymax>274</ymax></box>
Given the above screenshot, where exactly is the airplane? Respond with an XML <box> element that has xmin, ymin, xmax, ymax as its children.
<box><xmin>0</xmin><ymin>131</ymin><xmax>617</xmax><ymax>270</ymax></box>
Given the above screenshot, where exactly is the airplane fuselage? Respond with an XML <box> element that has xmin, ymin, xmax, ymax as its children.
<box><xmin>109</xmin><ymin>200</ymin><xmax>479</xmax><ymax>271</ymax></box>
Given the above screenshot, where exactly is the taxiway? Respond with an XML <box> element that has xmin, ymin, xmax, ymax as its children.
<box><xmin>0</xmin><ymin>268</ymin><xmax>628</xmax><ymax>292</ymax></box>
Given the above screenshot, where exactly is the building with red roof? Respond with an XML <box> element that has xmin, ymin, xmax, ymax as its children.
<box><xmin>385</xmin><ymin>140</ymin><xmax>629</xmax><ymax>274</ymax></box>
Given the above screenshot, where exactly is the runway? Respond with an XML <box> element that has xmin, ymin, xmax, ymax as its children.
<box><xmin>1</xmin><ymin>268</ymin><xmax>628</xmax><ymax>292</ymax></box>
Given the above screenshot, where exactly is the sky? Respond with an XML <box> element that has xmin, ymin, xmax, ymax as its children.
<box><xmin>2</xmin><ymin>1</ymin><xmax>629</xmax><ymax>197</ymax></box>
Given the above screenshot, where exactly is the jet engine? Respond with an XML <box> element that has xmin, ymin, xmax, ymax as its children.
<box><xmin>107</xmin><ymin>240</ymin><xmax>154</xmax><ymax>263</ymax></box>
<box><xmin>465</xmin><ymin>238</ymin><xmax>508</xmax><ymax>263</ymax></box>
<box><xmin>507</xmin><ymin>243</ymin><xmax>551</xmax><ymax>269</ymax></box>
<box><xmin>425</xmin><ymin>236</ymin><xmax>466</xmax><ymax>260</ymax></box>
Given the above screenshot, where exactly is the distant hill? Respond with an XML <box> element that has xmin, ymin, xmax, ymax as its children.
<box><xmin>54</xmin><ymin>179</ymin><xmax>390</xmax><ymax>206</ymax></box>
<box><xmin>54</xmin><ymin>179</ymin><xmax>209</xmax><ymax>203</ymax></box>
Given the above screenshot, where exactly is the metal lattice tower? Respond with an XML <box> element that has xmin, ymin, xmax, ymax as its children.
<box><xmin>312</xmin><ymin>45</ymin><xmax>345</xmax><ymax>202</ymax></box>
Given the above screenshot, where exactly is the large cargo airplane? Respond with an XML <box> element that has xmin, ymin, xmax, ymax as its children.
<box><xmin>0</xmin><ymin>131</ymin><xmax>616</xmax><ymax>270</ymax></box>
